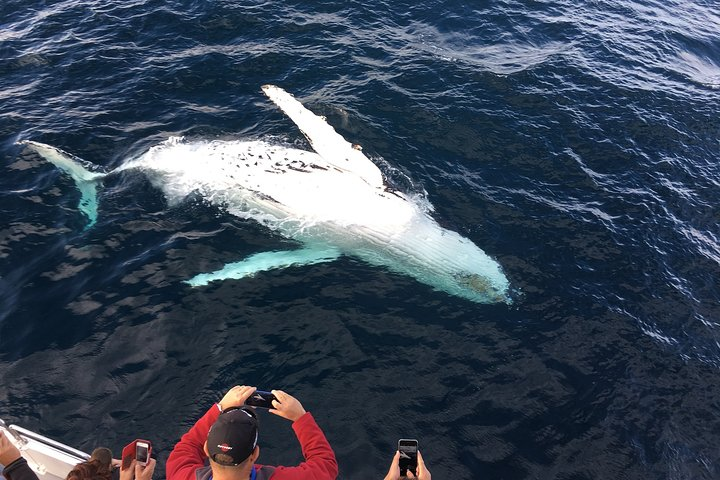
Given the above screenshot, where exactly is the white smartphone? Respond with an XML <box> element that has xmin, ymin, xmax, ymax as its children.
<box><xmin>135</xmin><ymin>440</ymin><xmax>151</xmax><ymax>466</ymax></box>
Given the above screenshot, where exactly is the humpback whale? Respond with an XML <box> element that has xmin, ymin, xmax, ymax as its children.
<box><xmin>19</xmin><ymin>85</ymin><xmax>511</xmax><ymax>304</ymax></box>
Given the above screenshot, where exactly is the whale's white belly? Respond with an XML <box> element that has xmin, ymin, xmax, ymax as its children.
<box><xmin>131</xmin><ymin>139</ymin><xmax>417</xmax><ymax>234</ymax></box>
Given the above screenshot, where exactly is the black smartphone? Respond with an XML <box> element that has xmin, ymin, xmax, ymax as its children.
<box><xmin>398</xmin><ymin>439</ymin><xmax>418</xmax><ymax>476</ymax></box>
<box><xmin>244</xmin><ymin>390</ymin><xmax>277</xmax><ymax>409</ymax></box>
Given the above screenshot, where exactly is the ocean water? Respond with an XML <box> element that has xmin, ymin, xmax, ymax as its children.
<box><xmin>1</xmin><ymin>0</ymin><xmax>719</xmax><ymax>478</ymax></box>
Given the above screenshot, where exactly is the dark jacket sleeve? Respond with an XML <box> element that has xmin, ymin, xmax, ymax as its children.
<box><xmin>2</xmin><ymin>457</ymin><xmax>40</xmax><ymax>480</ymax></box>
<box><xmin>269</xmin><ymin>412</ymin><xmax>338</xmax><ymax>480</ymax></box>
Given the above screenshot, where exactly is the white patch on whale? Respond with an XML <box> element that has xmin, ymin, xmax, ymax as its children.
<box><xmin>19</xmin><ymin>85</ymin><xmax>511</xmax><ymax>304</ymax></box>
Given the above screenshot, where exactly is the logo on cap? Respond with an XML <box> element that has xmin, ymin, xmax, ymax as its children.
<box><xmin>217</xmin><ymin>443</ymin><xmax>233</xmax><ymax>452</ymax></box>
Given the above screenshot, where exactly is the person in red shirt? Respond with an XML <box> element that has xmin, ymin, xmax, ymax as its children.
<box><xmin>166</xmin><ymin>385</ymin><xmax>337</xmax><ymax>480</ymax></box>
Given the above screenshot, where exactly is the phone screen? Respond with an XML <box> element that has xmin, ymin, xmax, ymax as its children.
<box><xmin>135</xmin><ymin>442</ymin><xmax>149</xmax><ymax>465</ymax></box>
<box><xmin>398</xmin><ymin>439</ymin><xmax>418</xmax><ymax>476</ymax></box>
<box><xmin>244</xmin><ymin>390</ymin><xmax>277</xmax><ymax>409</ymax></box>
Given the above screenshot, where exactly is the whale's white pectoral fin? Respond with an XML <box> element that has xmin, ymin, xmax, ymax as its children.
<box><xmin>261</xmin><ymin>85</ymin><xmax>384</xmax><ymax>189</ymax></box>
<box><xmin>185</xmin><ymin>245</ymin><xmax>342</xmax><ymax>287</ymax></box>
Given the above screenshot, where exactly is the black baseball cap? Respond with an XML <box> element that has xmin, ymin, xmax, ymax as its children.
<box><xmin>207</xmin><ymin>407</ymin><xmax>259</xmax><ymax>466</ymax></box>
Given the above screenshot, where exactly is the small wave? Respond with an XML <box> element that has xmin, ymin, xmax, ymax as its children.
<box><xmin>406</xmin><ymin>20</ymin><xmax>571</xmax><ymax>74</ymax></box>
<box><xmin>672</xmin><ymin>51</ymin><xmax>720</xmax><ymax>89</ymax></box>
<box><xmin>681</xmin><ymin>225</ymin><xmax>720</xmax><ymax>267</ymax></box>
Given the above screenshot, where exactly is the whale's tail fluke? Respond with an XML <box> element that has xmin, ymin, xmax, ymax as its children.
<box><xmin>19</xmin><ymin>140</ymin><xmax>106</xmax><ymax>229</ymax></box>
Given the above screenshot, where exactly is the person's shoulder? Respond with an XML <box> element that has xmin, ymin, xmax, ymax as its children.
<box><xmin>193</xmin><ymin>464</ymin><xmax>212</xmax><ymax>480</ymax></box>
<box><xmin>255</xmin><ymin>465</ymin><xmax>276</xmax><ymax>480</ymax></box>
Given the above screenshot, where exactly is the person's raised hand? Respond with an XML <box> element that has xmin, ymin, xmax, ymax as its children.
<box><xmin>0</xmin><ymin>431</ymin><xmax>22</xmax><ymax>467</ymax></box>
<box><xmin>119</xmin><ymin>459</ymin><xmax>136</xmax><ymax>480</ymax></box>
<box><xmin>135</xmin><ymin>457</ymin><xmax>156</xmax><ymax>480</ymax></box>
<box><xmin>406</xmin><ymin>450</ymin><xmax>431</xmax><ymax>480</ymax></box>
<box><xmin>219</xmin><ymin>385</ymin><xmax>257</xmax><ymax>412</ymax></box>
<box><xmin>269</xmin><ymin>390</ymin><xmax>306</xmax><ymax>422</ymax></box>
<box><xmin>382</xmin><ymin>450</ymin><xmax>401</xmax><ymax>480</ymax></box>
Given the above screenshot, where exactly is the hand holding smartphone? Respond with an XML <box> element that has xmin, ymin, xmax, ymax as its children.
<box><xmin>121</xmin><ymin>439</ymin><xmax>152</xmax><ymax>470</ymax></box>
<box><xmin>398</xmin><ymin>439</ymin><xmax>418</xmax><ymax>477</ymax></box>
<box><xmin>244</xmin><ymin>390</ymin><xmax>277</xmax><ymax>409</ymax></box>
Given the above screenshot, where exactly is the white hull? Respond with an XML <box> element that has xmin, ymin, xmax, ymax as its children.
<box><xmin>1</xmin><ymin>419</ymin><xmax>89</xmax><ymax>480</ymax></box>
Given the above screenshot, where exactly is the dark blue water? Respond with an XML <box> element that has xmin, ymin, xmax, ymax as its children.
<box><xmin>2</xmin><ymin>1</ymin><xmax>720</xmax><ymax>478</ymax></box>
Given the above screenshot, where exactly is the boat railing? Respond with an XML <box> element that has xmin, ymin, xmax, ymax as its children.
<box><xmin>0</xmin><ymin>419</ymin><xmax>26</xmax><ymax>445</ymax></box>
<box><xmin>1</xmin><ymin>418</ymin><xmax>89</xmax><ymax>480</ymax></box>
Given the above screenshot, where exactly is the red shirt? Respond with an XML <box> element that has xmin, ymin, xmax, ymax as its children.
<box><xmin>166</xmin><ymin>404</ymin><xmax>337</xmax><ymax>480</ymax></box>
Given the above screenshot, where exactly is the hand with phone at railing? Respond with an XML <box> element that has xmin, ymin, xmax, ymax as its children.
<box><xmin>0</xmin><ymin>431</ymin><xmax>40</xmax><ymax>480</ymax></box>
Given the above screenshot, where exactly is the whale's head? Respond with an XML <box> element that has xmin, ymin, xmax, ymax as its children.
<box><xmin>351</xmin><ymin>213</ymin><xmax>512</xmax><ymax>304</ymax></box>
<box><xmin>454</xmin><ymin>272</ymin><xmax>510</xmax><ymax>304</ymax></box>
<box><xmin>402</xmin><ymin>217</ymin><xmax>511</xmax><ymax>304</ymax></box>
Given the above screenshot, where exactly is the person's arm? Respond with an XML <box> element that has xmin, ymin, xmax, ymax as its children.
<box><xmin>268</xmin><ymin>390</ymin><xmax>338</xmax><ymax>480</ymax></box>
<box><xmin>289</xmin><ymin>413</ymin><xmax>338</xmax><ymax>479</ymax></box>
<box><xmin>165</xmin><ymin>405</ymin><xmax>219</xmax><ymax>480</ymax></box>
<box><xmin>1</xmin><ymin>432</ymin><xmax>39</xmax><ymax>480</ymax></box>
<box><xmin>2</xmin><ymin>458</ymin><xmax>40</xmax><ymax>480</ymax></box>
<box><xmin>165</xmin><ymin>386</ymin><xmax>257</xmax><ymax>480</ymax></box>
